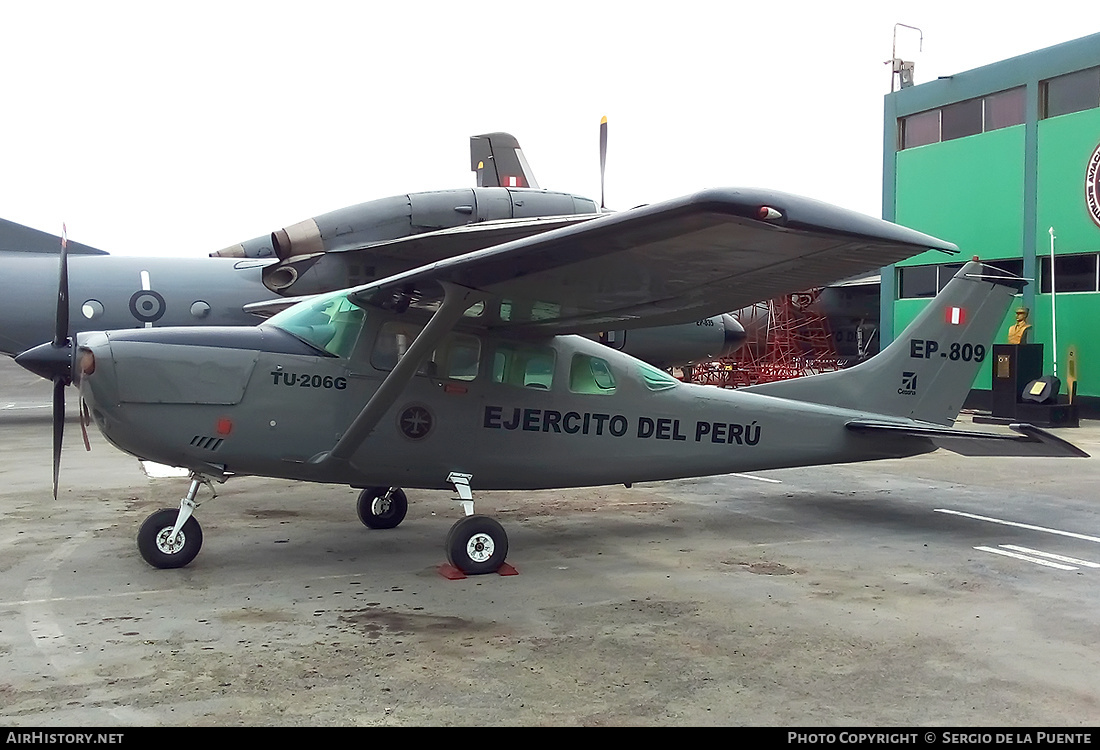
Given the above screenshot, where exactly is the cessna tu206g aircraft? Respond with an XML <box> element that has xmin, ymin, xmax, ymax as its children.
<box><xmin>16</xmin><ymin>187</ymin><xmax>1088</xmax><ymax>574</ymax></box>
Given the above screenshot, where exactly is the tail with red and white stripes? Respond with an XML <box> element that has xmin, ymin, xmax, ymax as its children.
<box><xmin>745</xmin><ymin>259</ymin><xmax>1023</xmax><ymax>425</ymax></box>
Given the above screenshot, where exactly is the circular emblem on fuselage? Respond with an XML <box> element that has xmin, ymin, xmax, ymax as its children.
<box><xmin>129</xmin><ymin>290</ymin><xmax>166</xmax><ymax>323</ymax></box>
<box><xmin>1087</xmin><ymin>142</ymin><xmax>1100</xmax><ymax>230</ymax></box>
<box><xmin>398</xmin><ymin>404</ymin><xmax>433</xmax><ymax>441</ymax></box>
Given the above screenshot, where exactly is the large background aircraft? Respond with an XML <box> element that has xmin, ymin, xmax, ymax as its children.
<box><xmin>1</xmin><ymin>133</ymin><xmax>743</xmax><ymax>367</ymax></box>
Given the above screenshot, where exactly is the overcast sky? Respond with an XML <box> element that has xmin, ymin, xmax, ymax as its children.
<box><xmin>3</xmin><ymin>1</ymin><xmax>1098</xmax><ymax>257</ymax></box>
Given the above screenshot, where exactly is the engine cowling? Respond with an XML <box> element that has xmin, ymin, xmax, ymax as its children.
<box><xmin>211</xmin><ymin>188</ymin><xmax>599</xmax><ymax>260</ymax></box>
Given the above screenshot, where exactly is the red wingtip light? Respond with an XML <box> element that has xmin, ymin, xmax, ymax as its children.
<box><xmin>973</xmin><ymin>255</ymin><xmax>980</xmax><ymax>262</ymax></box>
<box><xmin>757</xmin><ymin>206</ymin><xmax>782</xmax><ymax>221</ymax></box>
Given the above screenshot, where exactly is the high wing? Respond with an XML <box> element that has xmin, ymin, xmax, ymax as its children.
<box><xmin>336</xmin><ymin>187</ymin><xmax>957</xmax><ymax>336</ymax></box>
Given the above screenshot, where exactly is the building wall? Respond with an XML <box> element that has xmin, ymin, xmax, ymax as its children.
<box><xmin>883</xmin><ymin>34</ymin><xmax>1100</xmax><ymax>400</ymax></box>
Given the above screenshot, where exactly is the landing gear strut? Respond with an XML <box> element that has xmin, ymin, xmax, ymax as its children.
<box><xmin>137</xmin><ymin>473</ymin><xmax>212</xmax><ymax>569</ymax></box>
<box><xmin>443</xmin><ymin>472</ymin><xmax>509</xmax><ymax>575</ymax></box>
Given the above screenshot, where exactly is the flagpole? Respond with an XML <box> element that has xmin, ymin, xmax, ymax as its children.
<box><xmin>1049</xmin><ymin>226</ymin><xmax>1058</xmax><ymax>378</ymax></box>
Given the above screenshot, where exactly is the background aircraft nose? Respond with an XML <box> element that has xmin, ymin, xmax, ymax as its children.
<box><xmin>721</xmin><ymin>313</ymin><xmax>747</xmax><ymax>355</ymax></box>
<box><xmin>14</xmin><ymin>340</ymin><xmax>73</xmax><ymax>384</ymax></box>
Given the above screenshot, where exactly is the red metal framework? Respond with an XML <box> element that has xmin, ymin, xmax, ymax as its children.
<box><xmin>688</xmin><ymin>289</ymin><xmax>845</xmax><ymax>387</ymax></box>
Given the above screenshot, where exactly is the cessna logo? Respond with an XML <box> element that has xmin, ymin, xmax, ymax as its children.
<box><xmin>898</xmin><ymin>371</ymin><xmax>918</xmax><ymax>396</ymax></box>
<box><xmin>398</xmin><ymin>404</ymin><xmax>433</xmax><ymax>440</ymax></box>
<box><xmin>1088</xmin><ymin>142</ymin><xmax>1100</xmax><ymax>229</ymax></box>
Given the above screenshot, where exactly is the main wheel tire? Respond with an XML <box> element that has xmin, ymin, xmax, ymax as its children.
<box><xmin>445</xmin><ymin>515</ymin><xmax>508</xmax><ymax>575</ymax></box>
<box><xmin>356</xmin><ymin>487</ymin><xmax>408</xmax><ymax>529</ymax></box>
<box><xmin>137</xmin><ymin>508</ymin><xmax>203</xmax><ymax>569</ymax></box>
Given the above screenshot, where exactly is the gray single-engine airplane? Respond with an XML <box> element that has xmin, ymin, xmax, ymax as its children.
<box><xmin>1</xmin><ymin>131</ymin><xmax>744</xmax><ymax>368</ymax></box>
<box><xmin>16</xmin><ymin>187</ymin><xmax>1088</xmax><ymax>574</ymax></box>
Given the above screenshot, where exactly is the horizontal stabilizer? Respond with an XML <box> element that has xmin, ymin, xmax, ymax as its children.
<box><xmin>0</xmin><ymin>218</ymin><xmax>108</xmax><ymax>255</ymax></box>
<box><xmin>846</xmin><ymin>420</ymin><xmax>1090</xmax><ymax>458</ymax></box>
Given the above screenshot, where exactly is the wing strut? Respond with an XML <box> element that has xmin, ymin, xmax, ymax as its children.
<box><xmin>310</xmin><ymin>282</ymin><xmax>487</xmax><ymax>469</ymax></box>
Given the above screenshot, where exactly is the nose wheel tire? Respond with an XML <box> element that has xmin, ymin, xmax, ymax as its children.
<box><xmin>445</xmin><ymin>515</ymin><xmax>508</xmax><ymax>575</ymax></box>
<box><xmin>137</xmin><ymin>508</ymin><xmax>203</xmax><ymax>569</ymax></box>
<box><xmin>356</xmin><ymin>487</ymin><xmax>408</xmax><ymax>529</ymax></box>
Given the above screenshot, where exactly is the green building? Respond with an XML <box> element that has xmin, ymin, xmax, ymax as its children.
<box><xmin>881</xmin><ymin>32</ymin><xmax>1100</xmax><ymax>412</ymax></box>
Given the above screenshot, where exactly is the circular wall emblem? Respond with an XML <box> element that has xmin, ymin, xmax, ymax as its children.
<box><xmin>128</xmin><ymin>290</ymin><xmax>166</xmax><ymax>323</ymax></box>
<box><xmin>398</xmin><ymin>404</ymin><xmax>433</xmax><ymax>440</ymax></box>
<box><xmin>1087</xmin><ymin>142</ymin><xmax>1100</xmax><ymax>230</ymax></box>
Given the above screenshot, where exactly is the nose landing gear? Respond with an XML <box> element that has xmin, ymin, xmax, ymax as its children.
<box><xmin>137</xmin><ymin>473</ymin><xmax>214</xmax><ymax>569</ymax></box>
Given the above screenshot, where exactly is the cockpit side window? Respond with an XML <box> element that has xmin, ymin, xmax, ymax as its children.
<box><xmin>266</xmin><ymin>292</ymin><xmax>366</xmax><ymax>358</ymax></box>
<box><xmin>371</xmin><ymin>321</ymin><xmax>481</xmax><ymax>381</ymax></box>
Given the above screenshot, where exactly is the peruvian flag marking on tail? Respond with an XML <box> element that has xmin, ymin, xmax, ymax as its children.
<box><xmin>947</xmin><ymin>306</ymin><xmax>966</xmax><ymax>325</ymax></box>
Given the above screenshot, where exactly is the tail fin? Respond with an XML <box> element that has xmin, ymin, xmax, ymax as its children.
<box><xmin>470</xmin><ymin>132</ymin><xmax>540</xmax><ymax>189</ymax></box>
<box><xmin>744</xmin><ymin>260</ymin><xmax>1023</xmax><ymax>425</ymax></box>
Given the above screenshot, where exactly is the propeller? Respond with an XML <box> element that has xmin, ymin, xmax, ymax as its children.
<box><xmin>14</xmin><ymin>224</ymin><xmax>75</xmax><ymax>500</ymax></box>
<box><xmin>599</xmin><ymin>116</ymin><xmax>608</xmax><ymax>211</ymax></box>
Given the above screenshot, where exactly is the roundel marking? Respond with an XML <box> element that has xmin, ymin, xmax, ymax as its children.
<box><xmin>129</xmin><ymin>290</ymin><xmax>166</xmax><ymax>323</ymax></box>
<box><xmin>1087</xmin><ymin>142</ymin><xmax>1100</xmax><ymax>230</ymax></box>
<box><xmin>398</xmin><ymin>404</ymin><xmax>433</xmax><ymax>441</ymax></box>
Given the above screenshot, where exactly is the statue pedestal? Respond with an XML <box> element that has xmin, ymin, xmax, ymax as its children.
<box><xmin>991</xmin><ymin>344</ymin><xmax>1042</xmax><ymax>419</ymax></box>
<box><xmin>975</xmin><ymin>343</ymin><xmax>1078</xmax><ymax>427</ymax></box>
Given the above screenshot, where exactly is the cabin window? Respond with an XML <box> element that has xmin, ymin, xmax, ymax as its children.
<box><xmin>492</xmin><ymin>343</ymin><xmax>556</xmax><ymax>390</ymax></box>
<box><xmin>371</xmin><ymin>321</ymin><xmax>481</xmax><ymax>380</ymax></box>
<box><xmin>266</xmin><ymin>291</ymin><xmax>366</xmax><ymax>358</ymax></box>
<box><xmin>569</xmin><ymin>354</ymin><xmax>616</xmax><ymax>394</ymax></box>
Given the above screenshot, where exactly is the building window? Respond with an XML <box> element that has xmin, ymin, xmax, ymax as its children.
<box><xmin>900</xmin><ymin>110</ymin><xmax>940</xmax><ymax>149</ymax></box>
<box><xmin>898</xmin><ymin>260</ymin><xmax>1022</xmax><ymax>299</ymax></box>
<box><xmin>898</xmin><ymin>87</ymin><xmax>1026</xmax><ymax>149</ymax></box>
<box><xmin>941</xmin><ymin>98</ymin><xmax>983</xmax><ymax>140</ymax></box>
<box><xmin>1042</xmin><ymin>67</ymin><xmax>1100</xmax><ymax>118</ymax></box>
<box><xmin>1040</xmin><ymin>253</ymin><xmax>1100</xmax><ymax>293</ymax></box>
<box><xmin>898</xmin><ymin>265</ymin><xmax>937</xmax><ymax>298</ymax></box>
<box><xmin>984</xmin><ymin>88</ymin><xmax>1026</xmax><ymax>131</ymax></box>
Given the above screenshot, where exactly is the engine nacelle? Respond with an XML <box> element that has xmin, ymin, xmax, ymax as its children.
<box><xmin>211</xmin><ymin>188</ymin><xmax>599</xmax><ymax>261</ymax></box>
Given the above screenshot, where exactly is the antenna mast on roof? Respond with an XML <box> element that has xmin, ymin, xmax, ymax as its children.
<box><xmin>887</xmin><ymin>23</ymin><xmax>923</xmax><ymax>92</ymax></box>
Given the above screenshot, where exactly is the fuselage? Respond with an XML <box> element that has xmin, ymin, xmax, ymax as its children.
<box><xmin>73</xmin><ymin>306</ymin><xmax>932</xmax><ymax>491</ymax></box>
<box><xmin>1</xmin><ymin>253</ymin><xmax>276</xmax><ymax>357</ymax></box>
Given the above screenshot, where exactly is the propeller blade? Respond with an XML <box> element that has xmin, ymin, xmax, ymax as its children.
<box><xmin>52</xmin><ymin>377</ymin><xmax>65</xmax><ymax>500</ymax></box>
<box><xmin>599</xmin><ymin>116</ymin><xmax>608</xmax><ymax>211</ymax></box>
<box><xmin>54</xmin><ymin>224</ymin><xmax>70</xmax><ymax>347</ymax></box>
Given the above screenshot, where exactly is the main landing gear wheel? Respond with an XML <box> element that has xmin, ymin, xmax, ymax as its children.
<box><xmin>356</xmin><ymin>487</ymin><xmax>408</xmax><ymax>529</ymax></box>
<box><xmin>137</xmin><ymin>508</ymin><xmax>203</xmax><ymax>569</ymax></box>
<box><xmin>445</xmin><ymin>515</ymin><xmax>508</xmax><ymax>575</ymax></box>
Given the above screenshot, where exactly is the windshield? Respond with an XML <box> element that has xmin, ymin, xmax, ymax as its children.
<box><xmin>266</xmin><ymin>291</ymin><xmax>366</xmax><ymax>358</ymax></box>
